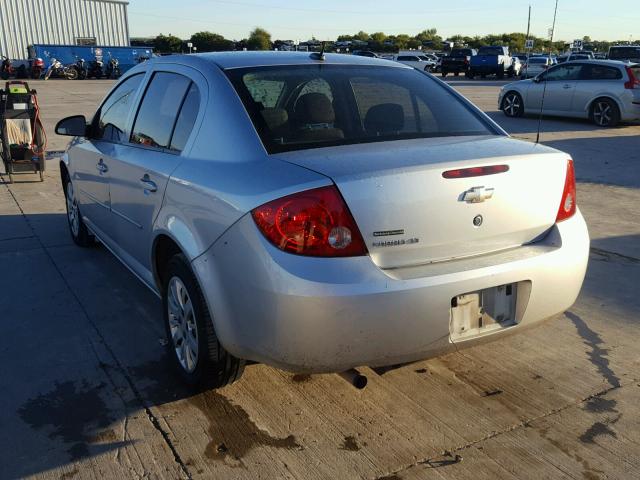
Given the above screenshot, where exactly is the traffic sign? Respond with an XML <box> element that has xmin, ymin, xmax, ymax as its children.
<box><xmin>525</xmin><ymin>39</ymin><xmax>534</xmax><ymax>49</ymax></box>
<box><xmin>573</xmin><ymin>39</ymin><xmax>583</xmax><ymax>50</ymax></box>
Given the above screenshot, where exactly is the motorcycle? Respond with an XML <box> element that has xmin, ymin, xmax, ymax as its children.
<box><xmin>71</xmin><ymin>56</ymin><xmax>88</xmax><ymax>80</ymax></box>
<box><xmin>105</xmin><ymin>55</ymin><xmax>121</xmax><ymax>79</ymax></box>
<box><xmin>44</xmin><ymin>58</ymin><xmax>78</xmax><ymax>80</ymax></box>
<box><xmin>30</xmin><ymin>57</ymin><xmax>44</xmax><ymax>79</ymax></box>
<box><xmin>87</xmin><ymin>59</ymin><xmax>104</xmax><ymax>79</ymax></box>
<box><xmin>1</xmin><ymin>55</ymin><xmax>15</xmax><ymax>79</ymax></box>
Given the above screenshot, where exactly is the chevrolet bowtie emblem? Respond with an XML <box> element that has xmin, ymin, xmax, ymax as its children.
<box><xmin>462</xmin><ymin>186</ymin><xmax>494</xmax><ymax>203</ymax></box>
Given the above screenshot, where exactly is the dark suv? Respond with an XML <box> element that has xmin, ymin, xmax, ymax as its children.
<box><xmin>608</xmin><ymin>46</ymin><xmax>640</xmax><ymax>63</ymax></box>
<box><xmin>441</xmin><ymin>48</ymin><xmax>476</xmax><ymax>77</ymax></box>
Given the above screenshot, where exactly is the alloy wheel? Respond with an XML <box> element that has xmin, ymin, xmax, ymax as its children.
<box><xmin>66</xmin><ymin>182</ymin><xmax>80</xmax><ymax>237</ymax></box>
<box><xmin>504</xmin><ymin>93</ymin><xmax>521</xmax><ymax>117</ymax></box>
<box><xmin>167</xmin><ymin>276</ymin><xmax>199</xmax><ymax>373</ymax></box>
<box><xmin>593</xmin><ymin>102</ymin><xmax>612</xmax><ymax>126</ymax></box>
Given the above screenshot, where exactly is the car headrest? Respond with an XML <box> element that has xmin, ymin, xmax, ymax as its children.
<box><xmin>364</xmin><ymin>103</ymin><xmax>405</xmax><ymax>135</ymax></box>
<box><xmin>260</xmin><ymin>108</ymin><xmax>289</xmax><ymax>131</ymax></box>
<box><xmin>294</xmin><ymin>93</ymin><xmax>335</xmax><ymax>125</ymax></box>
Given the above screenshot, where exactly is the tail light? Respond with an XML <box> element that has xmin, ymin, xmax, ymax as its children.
<box><xmin>624</xmin><ymin>66</ymin><xmax>639</xmax><ymax>89</ymax></box>
<box><xmin>252</xmin><ymin>185</ymin><xmax>368</xmax><ymax>257</ymax></box>
<box><xmin>556</xmin><ymin>159</ymin><xmax>577</xmax><ymax>222</ymax></box>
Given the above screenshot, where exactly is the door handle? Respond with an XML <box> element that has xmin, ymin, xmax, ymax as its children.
<box><xmin>140</xmin><ymin>174</ymin><xmax>157</xmax><ymax>193</ymax></box>
<box><xmin>96</xmin><ymin>159</ymin><xmax>108</xmax><ymax>173</ymax></box>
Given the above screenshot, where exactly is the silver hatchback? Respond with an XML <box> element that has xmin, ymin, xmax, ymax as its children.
<box><xmin>500</xmin><ymin>60</ymin><xmax>640</xmax><ymax>126</ymax></box>
<box><xmin>56</xmin><ymin>52</ymin><xmax>589</xmax><ymax>390</ymax></box>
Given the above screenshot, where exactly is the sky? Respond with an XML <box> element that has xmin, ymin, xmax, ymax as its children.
<box><xmin>128</xmin><ymin>0</ymin><xmax>637</xmax><ymax>42</ymax></box>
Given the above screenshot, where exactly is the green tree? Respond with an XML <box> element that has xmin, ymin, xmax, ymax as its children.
<box><xmin>153</xmin><ymin>34</ymin><xmax>183</xmax><ymax>53</ymax></box>
<box><xmin>354</xmin><ymin>31</ymin><xmax>370</xmax><ymax>42</ymax></box>
<box><xmin>189</xmin><ymin>31</ymin><xmax>233</xmax><ymax>52</ymax></box>
<box><xmin>247</xmin><ymin>27</ymin><xmax>272</xmax><ymax>50</ymax></box>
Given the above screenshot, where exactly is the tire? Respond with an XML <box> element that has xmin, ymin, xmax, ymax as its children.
<box><xmin>163</xmin><ymin>253</ymin><xmax>245</xmax><ymax>390</ymax></box>
<box><xmin>441</xmin><ymin>70</ymin><xmax>447</xmax><ymax>78</ymax></box>
<box><xmin>64</xmin><ymin>179</ymin><xmax>95</xmax><ymax>247</ymax></box>
<box><xmin>454</xmin><ymin>71</ymin><xmax>459</xmax><ymax>77</ymax></box>
<box><xmin>65</xmin><ymin>68</ymin><xmax>78</xmax><ymax>80</ymax></box>
<box><xmin>590</xmin><ymin>98</ymin><xmax>620</xmax><ymax>127</ymax></box>
<box><xmin>502</xmin><ymin>91</ymin><xmax>524</xmax><ymax>117</ymax></box>
<box><xmin>31</xmin><ymin>68</ymin><xmax>42</xmax><ymax>79</ymax></box>
<box><xmin>497</xmin><ymin>68</ymin><xmax>505</xmax><ymax>79</ymax></box>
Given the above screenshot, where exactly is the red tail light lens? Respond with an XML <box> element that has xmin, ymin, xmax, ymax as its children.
<box><xmin>252</xmin><ymin>185</ymin><xmax>368</xmax><ymax>257</ymax></box>
<box><xmin>443</xmin><ymin>164</ymin><xmax>509</xmax><ymax>179</ymax></box>
<box><xmin>624</xmin><ymin>66</ymin><xmax>640</xmax><ymax>89</ymax></box>
<box><xmin>556</xmin><ymin>159</ymin><xmax>577</xmax><ymax>222</ymax></box>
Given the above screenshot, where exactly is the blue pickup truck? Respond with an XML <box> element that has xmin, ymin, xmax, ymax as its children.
<box><xmin>469</xmin><ymin>46</ymin><xmax>514</xmax><ymax>79</ymax></box>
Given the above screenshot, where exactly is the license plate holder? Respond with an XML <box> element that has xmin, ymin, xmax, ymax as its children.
<box><xmin>450</xmin><ymin>283</ymin><xmax>518</xmax><ymax>341</ymax></box>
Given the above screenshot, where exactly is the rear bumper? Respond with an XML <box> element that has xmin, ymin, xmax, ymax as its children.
<box><xmin>470</xmin><ymin>65</ymin><xmax>501</xmax><ymax>74</ymax></box>
<box><xmin>193</xmin><ymin>211</ymin><xmax>589</xmax><ymax>373</ymax></box>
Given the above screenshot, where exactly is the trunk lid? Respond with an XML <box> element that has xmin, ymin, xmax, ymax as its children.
<box><xmin>274</xmin><ymin>136</ymin><xmax>569</xmax><ymax>269</ymax></box>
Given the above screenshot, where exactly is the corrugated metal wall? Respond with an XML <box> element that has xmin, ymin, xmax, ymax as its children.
<box><xmin>0</xmin><ymin>0</ymin><xmax>130</xmax><ymax>59</ymax></box>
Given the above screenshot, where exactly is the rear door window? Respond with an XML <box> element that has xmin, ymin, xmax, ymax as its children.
<box><xmin>95</xmin><ymin>74</ymin><xmax>144</xmax><ymax>142</ymax></box>
<box><xmin>581</xmin><ymin>65</ymin><xmax>622</xmax><ymax>80</ymax></box>
<box><xmin>169</xmin><ymin>83</ymin><xmax>201</xmax><ymax>152</ymax></box>
<box><xmin>130</xmin><ymin>72</ymin><xmax>191</xmax><ymax>149</ymax></box>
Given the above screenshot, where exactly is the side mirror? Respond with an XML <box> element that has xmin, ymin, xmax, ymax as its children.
<box><xmin>55</xmin><ymin>115</ymin><xmax>87</xmax><ymax>136</ymax></box>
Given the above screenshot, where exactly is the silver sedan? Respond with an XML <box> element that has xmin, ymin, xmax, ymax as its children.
<box><xmin>500</xmin><ymin>60</ymin><xmax>640</xmax><ymax>126</ymax></box>
<box><xmin>56</xmin><ymin>52</ymin><xmax>589</xmax><ymax>390</ymax></box>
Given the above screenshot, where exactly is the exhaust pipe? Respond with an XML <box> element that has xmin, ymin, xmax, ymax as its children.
<box><xmin>338</xmin><ymin>368</ymin><xmax>368</xmax><ymax>389</ymax></box>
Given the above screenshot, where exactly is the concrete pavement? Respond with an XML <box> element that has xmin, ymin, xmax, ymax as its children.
<box><xmin>0</xmin><ymin>78</ymin><xmax>638</xmax><ymax>480</ymax></box>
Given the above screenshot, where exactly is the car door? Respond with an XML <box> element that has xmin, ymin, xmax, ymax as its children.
<box><xmin>397</xmin><ymin>55</ymin><xmax>420</xmax><ymax>69</ymax></box>
<box><xmin>107</xmin><ymin>67</ymin><xmax>204</xmax><ymax>283</ymax></box>
<box><xmin>572</xmin><ymin>64</ymin><xmax>623</xmax><ymax>116</ymax></box>
<box><xmin>526</xmin><ymin>63</ymin><xmax>582</xmax><ymax>114</ymax></box>
<box><xmin>72</xmin><ymin>73</ymin><xmax>145</xmax><ymax>238</ymax></box>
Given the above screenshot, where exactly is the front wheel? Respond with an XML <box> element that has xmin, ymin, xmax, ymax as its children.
<box><xmin>591</xmin><ymin>98</ymin><xmax>620</xmax><ymax>127</ymax></box>
<box><xmin>163</xmin><ymin>254</ymin><xmax>245</xmax><ymax>390</ymax></box>
<box><xmin>65</xmin><ymin>179</ymin><xmax>95</xmax><ymax>247</ymax></box>
<box><xmin>502</xmin><ymin>92</ymin><xmax>524</xmax><ymax>117</ymax></box>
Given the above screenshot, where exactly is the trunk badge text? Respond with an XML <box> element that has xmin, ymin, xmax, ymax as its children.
<box><xmin>372</xmin><ymin>229</ymin><xmax>419</xmax><ymax>248</ymax></box>
<box><xmin>372</xmin><ymin>238</ymin><xmax>420</xmax><ymax>248</ymax></box>
<box><xmin>462</xmin><ymin>186</ymin><xmax>495</xmax><ymax>203</ymax></box>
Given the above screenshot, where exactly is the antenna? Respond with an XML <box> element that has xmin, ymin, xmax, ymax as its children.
<box><xmin>310</xmin><ymin>41</ymin><xmax>326</xmax><ymax>61</ymax></box>
<box><xmin>536</xmin><ymin>0</ymin><xmax>559</xmax><ymax>144</ymax></box>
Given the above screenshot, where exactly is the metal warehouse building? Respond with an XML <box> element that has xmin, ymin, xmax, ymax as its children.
<box><xmin>0</xmin><ymin>0</ymin><xmax>130</xmax><ymax>60</ymax></box>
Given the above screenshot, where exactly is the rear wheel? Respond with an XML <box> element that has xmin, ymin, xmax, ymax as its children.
<box><xmin>591</xmin><ymin>98</ymin><xmax>620</xmax><ymax>127</ymax></box>
<box><xmin>163</xmin><ymin>254</ymin><xmax>245</xmax><ymax>390</ymax></box>
<box><xmin>65</xmin><ymin>67</ymin><xmax>78</xmax><ymax>80</ymax></box>
<box><xmin>502</xmin><ymin>91</ymin><xmax>524</xmax><ymax>117</ymax></box>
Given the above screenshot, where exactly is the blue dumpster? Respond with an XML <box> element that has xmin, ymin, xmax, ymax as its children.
<box><xmin>28</xmin><ymin>44</ymin><xmax>154</xmax><ymax>74</ymax></box>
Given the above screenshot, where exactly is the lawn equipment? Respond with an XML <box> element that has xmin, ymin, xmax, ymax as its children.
<box><xmin>0</xmin><ymin>81</ymin><xmax>46</xmax><ymax>182</ymax></box>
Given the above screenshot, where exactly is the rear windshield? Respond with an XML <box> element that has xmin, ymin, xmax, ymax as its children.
<box><xmin>528</xmin><ymin>57</ymin><xmax>548</xmax><ymax>64</ymax></box>
<box><xmin>450</xmin><ymin>49</ymin><xmax>472</xmax><ymax>57</ymax></box>
<box><xmin>478</xmin><ymin>47</ymin><xmax>505</xmax><ymax>56</ymax></box>
<box><xmin>609</xmin><ymin>47</ymin><xmax>640</xmax><ymax>61</ymax></box>
<box><xmin>226</xmin><ymin>65</ymin><xmax>494</xmax><ymax>153</ymax></box>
